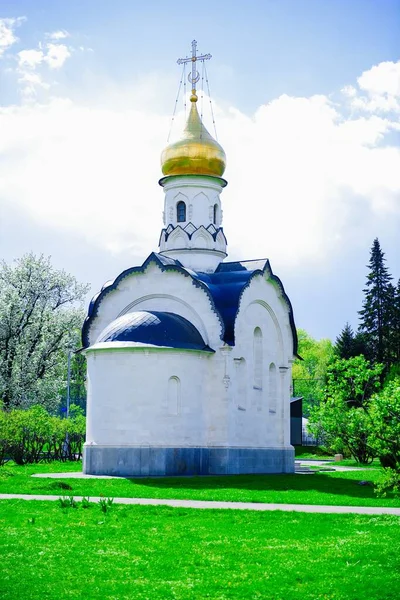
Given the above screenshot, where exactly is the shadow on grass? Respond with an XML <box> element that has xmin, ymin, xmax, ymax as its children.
<box><xmin>123</xmin><ymin>472</ymin><xmax>380</xmax><ymax>500</ymax></box>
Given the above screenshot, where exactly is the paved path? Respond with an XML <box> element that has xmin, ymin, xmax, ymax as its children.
<box><xmin>1</xmin><ymin>493</ymin><xmax>399</xmax><ymax>515</ymax></box>
<box><xmin>296</xmin><ymin>460</ymin><xmax>373</xmax><ymax>472</ymax></box>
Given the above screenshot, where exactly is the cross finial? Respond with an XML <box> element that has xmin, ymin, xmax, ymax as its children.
<box><xmin>177</xmin><ymin>40</ymin><xmax>212</xmax><ymax>100</ymax></box>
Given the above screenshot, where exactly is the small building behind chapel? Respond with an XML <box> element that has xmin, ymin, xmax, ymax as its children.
<box><xmin>82</xmin><ymin>51</ymin><xmax>298</xmax><ymax>476</ymax></box>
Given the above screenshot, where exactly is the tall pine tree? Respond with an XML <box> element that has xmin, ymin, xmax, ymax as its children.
<box><xmin>335</xmin><ymin>323</ymin><xmax>355</xmax><ymax>359</ymax></box>
<box><xmin>358</xmin><ymin>238</ymin><xmax>393</xmax><ymax>366</ymax></box>
<box><xmin>336</xmin><ymin>323</ymin><xmax>371</xmax><ymax>359</ymax></box>
<box><xmin>390</xmin><ymin>279</ymin><xmax>400</xmax><ymax>364</ymax></box>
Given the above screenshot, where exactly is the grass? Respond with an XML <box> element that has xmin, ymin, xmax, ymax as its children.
<box><xmin>326</xmin><ymin>459</ymin><xmax>380</xmax><ymax>468</ymax></box>
<box><xmin>0</xmin><ymin>500</ymin><xmax>399</xmax><ymax>600</ymax></box>
<box><xmin>1</xmin><ymin>460</ymin><xmax>399</xmax><ymax>507</ymax></box>
<box><xmin>294</xmin><ymin>446</ymin><xmax>333</xmax><ymax>459</ymax></box>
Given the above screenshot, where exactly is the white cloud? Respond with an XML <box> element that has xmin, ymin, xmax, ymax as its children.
<box><xmin>15</xmin><ymin>41</ymin><xmax>71</xmax><ymax>97</ymax></box>
<box><xmin>0</xmin><ymin>68</ymin><xmax>399</xmax><ymax>271</ymax></box>
<box><xmin>43</xmin><ymin>43</ymin><xmax>70</xmax><ymax>69</ymax></box>
<box><xmin>358</xmin><ymin>61</ymin><xmax>400</xmax><ymax>97</ymax></box>
<box><xmin>17</xmin><ymin>70</ymin><xmax>49</xmax><ymax>98</ymax></box>
<box><xmin>17</xmin><ymin>48</ymin><xmax>44</xmax><ymax>68</ymax></box>
<box><xmin>347</xmin><ymin>60</ymin><xmax>400</xmax><ymax>113</ymax></box>
<box><xmin>48</xmin><ymin>30</ymin><xmax>69</xmax><ymax>40</ymax></box>
<box><xmin>341</xmin><ymin>85</ymin><xmax>356</xmax><ymax>98</ymax></box>
<box><xmin>0</xmin><ymin>16</ymin><xmax>24</xmax><ymax>56</ymax></box>
<box><xmin>17</xmin><ymin>42</ymin><xmax>70</xmax><ymax>71</ymax></box>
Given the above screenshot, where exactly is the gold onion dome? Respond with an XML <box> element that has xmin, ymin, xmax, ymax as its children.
<box><xmin>161</xmin><ymin>93</ymin><xmax>226</xmax><ymax>178</ymax></box>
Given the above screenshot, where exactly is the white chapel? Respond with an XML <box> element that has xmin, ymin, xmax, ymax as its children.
<box><xmin>82</xmin><ymin>42</ymin><xmax>298</xmax><ymax>477</ymax></box>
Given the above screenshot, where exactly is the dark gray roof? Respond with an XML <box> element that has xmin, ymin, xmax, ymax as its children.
<box><xmin>96</xmin><ymin>310</ymin><xmax>213</xmax><ymax>351</ymax></box>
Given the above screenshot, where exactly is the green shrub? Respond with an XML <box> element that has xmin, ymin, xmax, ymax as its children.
<box><xmin>0</xmin><ymin>404</ymin><xmax>86</xmax><ymax>464</ymax></box>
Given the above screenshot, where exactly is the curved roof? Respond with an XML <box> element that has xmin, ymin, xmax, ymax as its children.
<box><xmin>82</xmin><ymin>252</ymin><xmax>298</xmax><ymax>355</ymax></box>
<box><xmin>160</xmin><ymin>93</ymin><xmax>226</xmax><ymax>178</ymax></box>
<box><xmin>96</xmin><ymin>310</ymin><xmax>213</xmax><ymax>351</ymax></box>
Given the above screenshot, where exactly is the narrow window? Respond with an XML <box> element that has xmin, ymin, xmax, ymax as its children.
<box><xmin>213</xmin><ymin>203</ymin><xmax>218</xmax><ymax>225</ymax></box>
<box><xmin>253</xmin><ymin>327</ymin><xmax>263</xmax><ymax>389</ymax></box>
<box><xmin>269</xmin><ymin>363</ymin><xmax>277</xmax><ymax>412</ymax></box>
<box><xmin>237</xmin><ymin>358</ymin><xmax>247</xmax><ymax>410</ymax></box>
<box><xmin>177</xmin><ymin>201</ymin><xmax>186</xmax><ymax>223</ymax></box>
<box><xmin>167</xmin><ymin>376</ymin><xmax>180</xmax><ymax>415</ymax></box>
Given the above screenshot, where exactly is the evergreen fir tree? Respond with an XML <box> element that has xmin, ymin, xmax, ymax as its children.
<box><xmin>391</xmin><ymin>279</ymin><xmax>400</xmax><ymax>364</ymax></box>
<box><xmin>335</xmin><ymin>323</ymin><xmax>371</xmax><ymax>359</ymax></box>
<box><xmin>358</xmin><ymin>238</ymin><xmax>393</xmax><ymax>366</ymax></box>
<box><xmin>353</xmin><ymin>331</ymin><xmax>372</xmax><ymax>361</ymax></box>
<box><xmin>335</xmin><ymin>323</ymin><xmax>355</xmax><ymax>359</ymax></box>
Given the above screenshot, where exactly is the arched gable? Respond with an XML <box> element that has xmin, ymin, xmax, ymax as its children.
<box><xmin>82</xmin><ymin>253</ymin><xmax>224</xmax><ymax>349</ymax></box>
<box><xmin>234</xmin><ymin>275</ymin><xmax>292</xmax><ymax>363</ymax></box>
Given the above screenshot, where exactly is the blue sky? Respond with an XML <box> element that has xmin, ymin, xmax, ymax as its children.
<box><xmin>1</xmin><ymin>0</ymin><xmax>400</xmax><ymax>341</ymax></box>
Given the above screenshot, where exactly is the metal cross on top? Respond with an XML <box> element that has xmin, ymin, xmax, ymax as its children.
<box><xmin>177</xmin><ymin>40</ymin><xmax>211</xmax><ymax>94</ymax></box>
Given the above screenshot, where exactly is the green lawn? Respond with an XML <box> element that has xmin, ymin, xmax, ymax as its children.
<box><xmin>0</xmin><ymin>500</ymin><xmax>399</xmax><ymax>600</ymax></box>
<box><xmin>1</xmin><ymin>461</ymin><xmax>399</xmax><ymax>507</ymax></box>
<box><xmin>294</xmin><ymin>446</ymin><xmax>333</xmax><ymax>459</ymax></box>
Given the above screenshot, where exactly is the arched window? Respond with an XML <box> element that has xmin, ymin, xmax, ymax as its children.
<box><xmin>253</xmin><ymin>327</ymin><xmax>263</xmax><ymax>389</ymax></box>
<box><xmin>167</xmin><ymin>376</ymin><xmax>181</xmax><ymax>415</ymax></box>
<box><xmin>237</xmin><ymin>358</ymin><xmax>247</xmax><ymax>410</ymax></box>
<box><xmin>213</xmin><ymin>203</ymin><xmax>218</xmax><ymax>225</ymax></box>
<box><xmin>269</xmin><ymin>363</ymin><xmax>277</xmax><ymax>412</ymax></box>
<box><xmin>177</xmin><ymin>201</ymin><xmax>186</xmax><ymax>223</ymax></box>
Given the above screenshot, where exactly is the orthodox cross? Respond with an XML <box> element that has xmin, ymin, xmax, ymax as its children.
<box><xmin>177</xmin><ymin>40</ymin><xmax>211</xmax><ymax>94</ymax></box>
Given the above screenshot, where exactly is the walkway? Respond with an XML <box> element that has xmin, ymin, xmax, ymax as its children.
<box><xmin>1</xmin><ymin>493</ymin><xmax>399</xmax><ymax>515</ymax></box>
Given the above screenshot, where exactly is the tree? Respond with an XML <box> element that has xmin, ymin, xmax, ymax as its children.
<box><xmin>369</xmin><ymin>378</ymin><xmax>400</xmax><ymax>470</ymax></box>
<box><xmin>359</xmin><ymin>238</ymin><xmax>393</xmax><ymax>367</ymax></box>
<box><xmin>368</xmin><ymin>378</ymin><xmax>400</xmax><ymax>495</ymax></box>
<box><xmin>388</xmin><ymin>279</ymin><xmax>400</xmax><ymax>365</ymax></box>
<box><xmin>0</xmin><ymin>254</ymin><xmax>89</xmax><ymax>412</ymax></box>
<box><xmin>292</xmin><ymin>329</ymin><xmax>335</xmax><ymax>414</ymax></box>
<box><xmin>335</xmin><ymin>323</ymin><xmax>371</xmax><ymax>360</ymax></box>
<box><xmin>335</xmin><ymin>323</ymin><xmax>355</xmax><ymax>359</ymax></box>
<box><xmin>308</xmin><ymin>356</ymin><xmax>383</xmax><ymax>463</ymax></box>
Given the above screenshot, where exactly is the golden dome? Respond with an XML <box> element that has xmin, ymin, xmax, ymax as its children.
<box><xmin>161</xmin><ymin>94</ymin><xmax>226</xmax><ymax>178</ymax></box>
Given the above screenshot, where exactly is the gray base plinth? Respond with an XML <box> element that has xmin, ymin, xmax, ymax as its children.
<box><xmin>83</xmin><ymin>445</ymin><xmax>295</xmax><ymax>477</ymax></box>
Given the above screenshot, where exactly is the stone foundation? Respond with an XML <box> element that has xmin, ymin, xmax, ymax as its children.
<box><xmin>83</xmin><ymin>445</ymin><xmax>295</xmax><ymax>477</ymax></box>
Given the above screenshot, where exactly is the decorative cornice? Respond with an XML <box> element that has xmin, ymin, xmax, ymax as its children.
<box><xmin>159</xmin><ymin>174</ymin><xmax>228</xmax><ymax>189</ymax></box>
<box><xmin>159</xmin><ymin>223</ymin><xmax>228</xmax><ymax>243</ymax></box>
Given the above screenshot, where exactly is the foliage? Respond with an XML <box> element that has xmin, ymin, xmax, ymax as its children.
<box><xmin>292</xmin><ymin>329</ymin><xmax>334</xmax><ymax>413</ymax></box>
<box><xmin>64</xmin><ymin>351</ymin><xmax>87</xmax><ymax>412</ymax></box>
<box><xmin>308</xmin><ymin>356</ymin><xmax>383</xmax><ymax>463</ymax></box>
<box><xmin>0</xmin><ymin>253</ymin><xmax>89</xmax><ymax>412</ymax></box>
<box><xmin>368</xmin><ymin>378</ymin><xmax>400</xmax><ymax>495</ymax></box>
<box><xmin>1</xmin><ymin>502</ymin><xmax>400</xmax><ymax>600</ymax></box>
<box><xmin>335</xmin><ymin>322</ymin><xmax>371</xmax><ymax>360</ymax></box>
<box><xmin>358</xmin><ymin>238</ymin><xmax>395</xmax><ymax>368</ymax></box>
<box><xmin>59</xmin><ymin>496</ymin><xmax>78</xmax><ymax>509</ymax></box>
<box><xmin>98</xmin><ymin>497</ymin><xmax>114</xmax><ymax>513</ymax></box>
<box><xmin>293</xmin><ymin>329</ymin><xmax>335</xmax><ymax>379</ymax></box>
<box><xmin>0</xmin><ymin>405</ymin><xmax>85</xmax><ymax>465</ymax></box>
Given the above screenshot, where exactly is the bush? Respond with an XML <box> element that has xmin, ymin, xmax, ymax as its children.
<box><xmin>308</xmin><ymin>357</ymin><xmax>382</xmax><ymax>464</ymax></box>
<box><xmin>0</xmin><ymin>405</ymin><xmax>85</xmax><ymax>464</ymax></box>
<box><xmin>368</xmin><ymin>378</ymin><xmax>400</xmax><ymax>494</ymax></box>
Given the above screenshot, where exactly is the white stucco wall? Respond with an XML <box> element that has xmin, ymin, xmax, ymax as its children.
<box><xmin>159</xmin><ymin>175</ymin><xmax>227</xmax><ymax>272</ymax></box>
<box><xmin>85</xmin><ymin>259</ymin><xmax>295</xmax><ymax>453</ymax></box>
<box><xmin>161</xmin><ymin>175</ymin><xmax>224</xmax><ymax>229</ymax></box>
<box><xmin>224</xmin><ymin>272</ymin><xmax>294</xmax><ymax>448</ymax></box>
<box><xmin>86</xmin><ymin>348</ymin><xmax>222</xmax><ymax>447</ymax></box>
